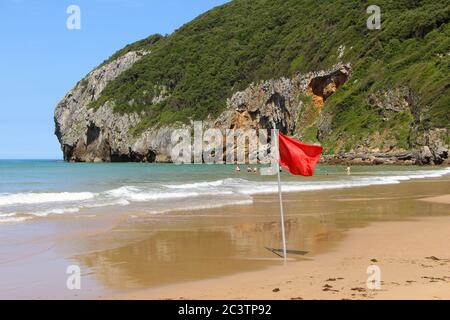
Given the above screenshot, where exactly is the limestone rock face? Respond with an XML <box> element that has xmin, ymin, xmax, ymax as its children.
<box><xmin>368</xmin><ymin>87</ymin><xmax>417</xmax><ymax>114</ymax></box>
<box><xmin>54</xmin><ymin>51</ymin><xmax>176</xmax><ymax>162</ymax></box>
<box><xmin>54</xmin><ymin>50</ymin><xmax>447</xmax><ymax>165</ymax></box>
<box><xmin>216</xmin><ymin>64</ymin><xmax>352</xmax><ymax>133</ymax></box>
<box><xmin>212</xmin><ymin>64</ymin><xmax>351</xmax><ymax>163</ymax></box>
<box><xmin>415</xmin><ymin>128</ymin><xmax>450</xmax><ymax>165</ymax></box>
<box><xmin>55</xmin><ymin>57</ymin><xmax>350</xmax><ymax>163</ymax></box>
<box><xmin>318</xmin><ymin>83</ymin><xmax>449</xmax><ymax>165</ymax></box>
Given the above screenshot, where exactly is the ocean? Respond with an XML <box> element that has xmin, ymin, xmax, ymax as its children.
<box><xmin>0</xmin><ymin>160</ymin><xmax>449</xmax><ymax>224</ymax></box>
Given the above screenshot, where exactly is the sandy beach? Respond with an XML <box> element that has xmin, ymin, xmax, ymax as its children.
<box><xmin>115</xmin><ymin>195</ymin><xmax>450</xmax><ymax>300</ymax></box>
<box><xmin>1</xmin><ymin>168</ymin><xmax>449</xmax><ymax>300</ymax></box>
<box><xmin>2</xmin><ymin>0</ymin><xmax>449</xmax><ymax>304</ymax></box>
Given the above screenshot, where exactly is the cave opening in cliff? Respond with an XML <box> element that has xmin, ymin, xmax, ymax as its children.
<box><xmin>86</xmin><ymin>123</ymin><xmax>101</xmax><ymax>145</ymax></box>
<box><xmin>110</xmin><ymin>149</ymin><xmax>157</xmax><ymax>163</ymax></box>
<box><xmin>307</xmin><ymin>68</ymin><xmax>350</xmax><ymax>108</ymax></box>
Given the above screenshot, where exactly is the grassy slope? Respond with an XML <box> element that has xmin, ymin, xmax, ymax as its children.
<box><xmin>89</xmin><ymin>0</ymin><xmax>449</xmax><ymax>151</ymax></box>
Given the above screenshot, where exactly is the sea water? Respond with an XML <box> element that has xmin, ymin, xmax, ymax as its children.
<box><xmin>0</xmin><ymin>160</ymin><xmax>449</xmax><ymax>224</ymax></box>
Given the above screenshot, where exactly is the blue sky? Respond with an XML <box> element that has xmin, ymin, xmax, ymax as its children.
<box><xmin>0</xmin><ymin>0</ymin><xmax>229</xmax><ymax>159</ymax></box>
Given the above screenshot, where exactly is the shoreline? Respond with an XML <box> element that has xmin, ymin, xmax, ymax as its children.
<box><xmin>1</xmin><ymin>164</ymin><xmax>448</xmax><ymax>225</ymax></box>
<box><xmin>1</xmin><ymin>173</ymin><xmax>449</xmax><ymax>299</ymax></box>
<box><xmin>320</xmin><ymin>153</ymin><xmax>449</xmax><ymax>166</ymax></box>
<box><xmin>60</xmin><ymin>158</ymin><xmax>450</xmax><ymax>166</ymax></box>
<box><xmin>112</xmin><ymin>195</ymin><xmax>450</xmax><ymax>300</ymax></box>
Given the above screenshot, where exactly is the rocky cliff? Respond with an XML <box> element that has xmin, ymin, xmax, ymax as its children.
<box><xmin>55</xmin><ymin>51</ymin><xmax>175</xmax><ymax>162</ymax></box>
<box><xmin>55</xmin><ymin>56</ymin><xmax>447</xmax><ymax>165</ymax></box>
<box><xmin>54</xmin><ymin>0</ymin><xmax>449</xmax><ymax>165</ymax></box>
<box><xmin>55</xmin><ymin>57</ymin><xmax>352</xmax><ymax>163</ymax></box>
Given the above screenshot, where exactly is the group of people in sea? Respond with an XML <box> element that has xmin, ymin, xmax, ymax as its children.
<box><xmin>235</xmin><ymin>165</ymin><xmax>258</xmax><ymax>173</ymax></box>
<box><xmin>234</xmin><ymin>164</ymin><xmax>352</xmax><ymax>175</ymax></box>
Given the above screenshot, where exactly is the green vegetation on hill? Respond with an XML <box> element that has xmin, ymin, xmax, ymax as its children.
<box><xmin>97</xmin><ymin>34</ymin><xmax>165</xmax><ymax>69</ymax></box>
<box><xmin>89</xmin><ymin>0</ymin><xmax>449</xmax><ymax>149</ymax></box>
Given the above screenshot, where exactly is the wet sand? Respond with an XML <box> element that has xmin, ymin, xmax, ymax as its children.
<box><xmin>109</xmin><ymin>177</ymin><xmax>450</xmax><ymax>300</ymax></box>
<box><xmin>1</xmin><ymin>175</ymin><xmax>449</xmax><ymax>299</ymax></box>
<box><xmin>115</xmin><ymin>214</ymin><xmax>450</xmax><ymax>300</ymax></box>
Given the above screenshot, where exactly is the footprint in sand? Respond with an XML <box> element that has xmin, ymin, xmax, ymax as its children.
<box><xmin>425</xmin><ymin>256</ymin><xmax>450</xmax><ymax>263</ymax></box>
<box><xmin>422</xmin><ymin>276</ymin><xmax>446</xmax><ymax>282</ymax></box>
<box><xmin>425</xmin><ymin>256</ymin><xmax>440</xmax><ymax>261</ymax></box>
<box><xmin>323</xmin><ymin>284</ymin><xmax>339</xmax><ymax>292</ymax></box>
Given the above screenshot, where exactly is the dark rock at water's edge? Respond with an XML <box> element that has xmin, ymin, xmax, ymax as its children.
<box><xmin>321</xmin><ymin>149</ymin><xmax>449</xmax><ymax>166</ymax></box>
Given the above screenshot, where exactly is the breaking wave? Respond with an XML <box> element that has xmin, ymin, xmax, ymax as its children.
<box><xmin>0</xmin><ymin>167</ymin><xmax>448</xmax><ymax>224</ymax></box>
<box><xmin>0</xmin><ymin>192</ymin><xmax>95</xmax><ymax>206</ymax></box>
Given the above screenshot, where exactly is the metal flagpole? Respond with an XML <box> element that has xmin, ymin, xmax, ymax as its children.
<box><xmin>274</xmin><ymin>129</ymin><xmax>287</xmax><ymax>263</ymax></box>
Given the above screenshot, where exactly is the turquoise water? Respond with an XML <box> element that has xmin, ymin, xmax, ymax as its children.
<box><xmin>0</xmin><ymin>160</ymin><xmax>449</xmax><ymax>223</ymax></box>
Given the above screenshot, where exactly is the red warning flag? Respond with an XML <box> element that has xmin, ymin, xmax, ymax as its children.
<box><xmin>278</xmin><ymin>132</ymin><xmax>323</xmax><ymax>176</ymax></box>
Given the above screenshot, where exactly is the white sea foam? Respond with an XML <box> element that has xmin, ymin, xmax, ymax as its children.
<box><xmin>160</xmin><ymin>168</ymin><xmax>450</xmax><ymax>196</ymax></box>
<box><xmin>163</xmin><ymin>179</ymin><xmax>227</xmax><ymax>189</ymax></box>
<box><xmin>30</xmin><ymin>207</ymin><xmax>81</xmax><ymax>217</ymax></box>
<box><xmin>236</xmin><ymin>169</ymin><xmax>450</xmax><ymax>195</ymax></box>
<box><xmin>0</xmin><ymin>167</ymin><xmax>448</xmax><ymax>223</ymax></box>
<box><xmin>0</xmin><ymin>192</ymin><xmax>95</xmax><ymax>206</ymax></box>
<box><xmin>147</xmin><ymin>198</ymin><xmax>254</xmax><ymax>215</ymax></box>
<box><xmin>0</xmin><ymin>200</ymin><xmax>131</xmax><ymax>220</ymax></box>
<box><xmin>0</xmin><ymin>216</ymin><xmax>32</xmax><ymax>224</ymax></box>
<box><xmin>84</xmin><ymin>198</ymin><xmax>131</xmax><ymax>208</ymax></box>
<box><xmin>0</xmin><ymin>212</ymin><xmax>18</xmax><ymax>217</ymax></box>
<box><xmin>104</xmin><ymin>186</ymin><xmax>200</xmax><ymax>201</ymax></box>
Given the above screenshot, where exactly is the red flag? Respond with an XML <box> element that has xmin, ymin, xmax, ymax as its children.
<box><xmin>278</xmin><ymin>132</ymin><xmax>323</xmax><ymax>176</ymax></box>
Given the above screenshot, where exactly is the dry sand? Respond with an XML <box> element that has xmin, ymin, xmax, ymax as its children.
<box><xmin>419</xmin><ymin>194</ymin><xmax>450</xmax><ymax>205</ymax></box>
<box><xmin>115</xmin><ymin>195</ymin><xmax>450</xmax><ymax>300</ymax></box>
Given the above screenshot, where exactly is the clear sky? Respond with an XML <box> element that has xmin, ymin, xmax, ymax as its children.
<box><xmin>0</xmin><ymin>0</ymin><xmax>229</xmax><ymax>159</ymax></box>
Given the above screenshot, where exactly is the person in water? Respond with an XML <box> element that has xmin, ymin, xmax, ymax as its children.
<box><xmin>235</xmin><ymin>164</ymin><xmax>241</xmax><ymax>172</ymax></box>
<box><xmin>346</xmin><ymin>166</ymin><xmax>351</xmax><ymax>175</ymax></box>
<box><xmin>253</xmin><ymin>167</ymin><xmax>258</xmax><ymax>173</ymax></box>
<box><xmin>247</xmin><ymin>166</ymin><xmax>252</xmax><ymax>173</ymax></box>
